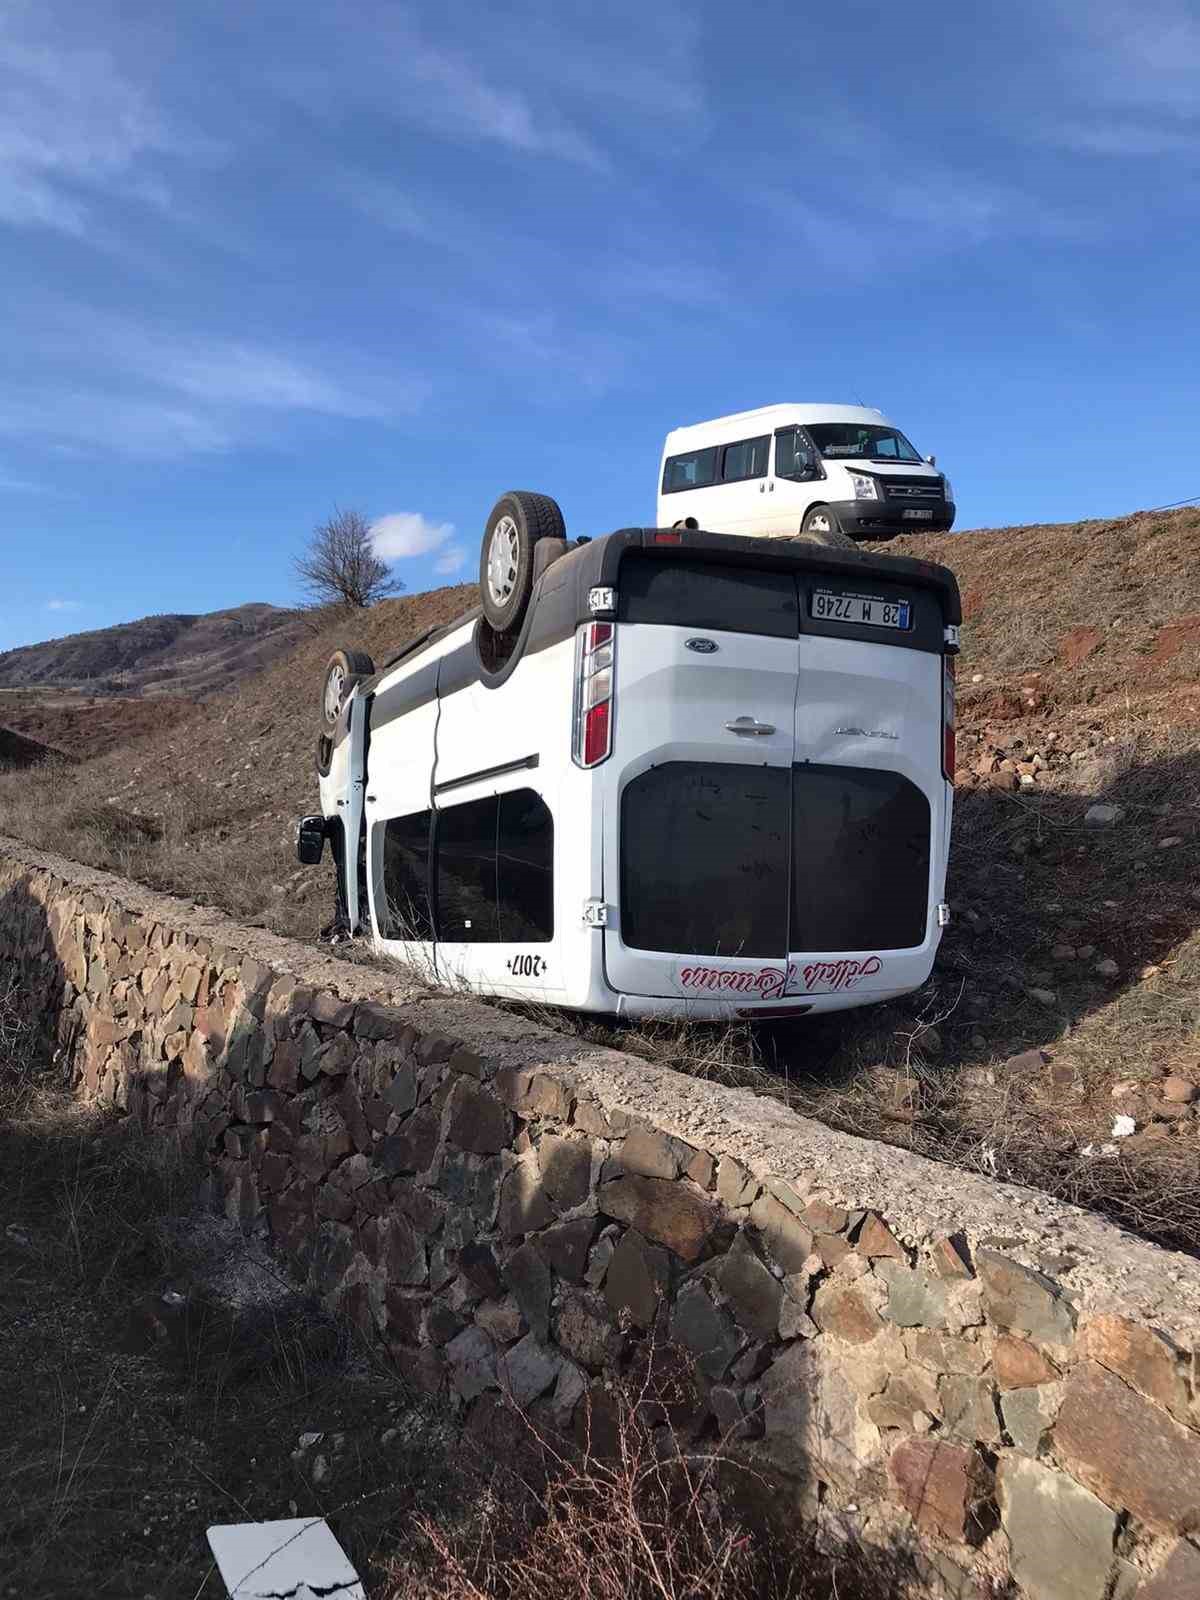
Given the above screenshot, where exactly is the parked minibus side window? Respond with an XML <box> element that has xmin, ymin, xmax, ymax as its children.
<box><xmin>434</xmin><ymin>788</ymin><xmax>554</xmax><ymax>944</ymax></box>
<box><xmin>381</xmin><ymin>811</ymin><xmax>434</xmax><ymax>940</ymax></box>
<box><xmin>662</xmin><ymin>446</ymin><xmax>718</xmax><ymax>493</ymax></box>
<box><xmin>720</xmin><ymin>435</ymin><xmax>769</xmax><ymax>483</ymax></box>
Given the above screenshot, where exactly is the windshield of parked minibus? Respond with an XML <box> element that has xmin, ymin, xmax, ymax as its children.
<box><xmin>807</xmin><ymin>424</ymin><xmax>923</xmax><ymax>463</ymax></box>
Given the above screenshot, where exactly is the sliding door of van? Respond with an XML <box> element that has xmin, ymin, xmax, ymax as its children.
<box><xmin>786</xmin><ymin>572</ymin><xmax>947</xmax><ymax>1002</ymax></box>
<box><xmin>365</xmin><ymin>656</ymin><xmax>440</xmax><ymax>963</ymax></box>
<box><xmin>602</xmin><ymin>554</ymin><xmax>799</xmax><ymax>999</ymax></box>
<box><xmin>430</xmin><ymin>778</ymin><xmax>561</xmax><ymax>1000</ymax></box>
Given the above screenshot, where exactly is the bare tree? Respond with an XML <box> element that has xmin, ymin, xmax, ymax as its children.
<box><xmin>293</xmin><ymin>508</ymin><xmax>404</xmax><ymax>609</ymax></box>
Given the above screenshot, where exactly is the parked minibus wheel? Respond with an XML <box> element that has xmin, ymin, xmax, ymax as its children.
<box><xmin>798</xmin><ymin>506</ymin><xmax>856</xmax><ymax>549</ymax></box>
<box><xmin>480</xmin><ymin>491</ymin><xmax>566</xmax><ymax>633</ymax></box>
<box><xmin>319</xmin><ymin>646</ymin><xmax>375</xmax><ymax>737</ymax></box>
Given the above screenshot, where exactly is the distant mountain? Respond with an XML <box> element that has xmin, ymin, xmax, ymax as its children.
<box><xmin>0</xmin><ymin>603</ymin><xmax>307</xmax><ymax>697</ymax></box>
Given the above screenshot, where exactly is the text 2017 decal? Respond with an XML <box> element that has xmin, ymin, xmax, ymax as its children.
<box><xmin>678</xmin><ymin>957</ymin><xmax>882</xmax><ymax>997</ymax></box>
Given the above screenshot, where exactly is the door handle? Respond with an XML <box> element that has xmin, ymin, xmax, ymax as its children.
<box><xmin>759</xmin><ymin>482</ymin><xmax>766</xmax><ymax>493</ymax></box>
<box><xmin>725</xmin><ymin>717</ymin><xmax>777</xmax><ymax>736</ymax></box>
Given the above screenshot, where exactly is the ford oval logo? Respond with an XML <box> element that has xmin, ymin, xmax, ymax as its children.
<box><xmin>685</xmin><ymin>637</ymin><xmax>718</xmax><ymax>654</ymax></box>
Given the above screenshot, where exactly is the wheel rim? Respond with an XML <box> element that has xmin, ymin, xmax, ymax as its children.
<box><xmin>323</xmin><ymin>664</ymin><xmax>346</xmax><ymax>723</ymax></box>
<box><xmin>809</xmin><ymin>512</ymin><xmax>831</xmax><ymax>533</ymax></box>
<box><xmin>486</xmin><ymin>516</ymin><xmax>520</xmax><ymax>607</ymax></box>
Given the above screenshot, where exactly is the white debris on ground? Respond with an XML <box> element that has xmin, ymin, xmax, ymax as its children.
<box><xmin>207</xmin><ymin>1517</ymin><xmax>365</xmax><ymax>1599</ymax></box>
<box><xmin>1111</xmin><ymin>1115</ymin><xmax>1137</xmax><ymax>1138</ymax></box>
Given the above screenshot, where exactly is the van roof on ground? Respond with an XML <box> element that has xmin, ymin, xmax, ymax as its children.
<box><xmin>664</xmin><ymin>403</ymin><xmax>890</xmax><ymax>447</ymax></box>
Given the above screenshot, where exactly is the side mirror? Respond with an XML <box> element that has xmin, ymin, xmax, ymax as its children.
<box><xmin>924</xmin><ymin>454</ymin><xmax>936</xmax><ymax>467</ymax></box>
<box><xmin>296</xmin><ymin>814</ymin><xmax>326</xmax><ymax>866</ymax></box>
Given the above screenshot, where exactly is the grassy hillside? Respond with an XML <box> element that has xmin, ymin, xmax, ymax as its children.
<box><xmin>2</xmin><ymin>508</ymin><xmax>1198</xmax><ymax>1250</ymax></box>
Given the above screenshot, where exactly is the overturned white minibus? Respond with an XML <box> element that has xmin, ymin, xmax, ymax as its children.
<box><xmin>298</xmin><ymin>492</ymin><xmax>961</xmax><ymax>1020</ymax></box>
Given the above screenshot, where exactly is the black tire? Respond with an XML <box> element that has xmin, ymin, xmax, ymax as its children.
<box><xmin>798</xmin><ymin>505</ymin><xmax>856</xmax><ymax>549</ymax></box>
<box><xmin>319</xmin><ymin>647</ymin><xmax>375</xmax><ymax>737</ymax></box>
<box><xmin>479</xmin><ymin>491</ymin><xmax>566</xmax><ymax>633</ymax></box>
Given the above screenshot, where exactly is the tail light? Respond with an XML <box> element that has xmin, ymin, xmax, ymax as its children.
<box><xmin>942</xmin><ymin>655</ymin><xmax>956</xmax><ymax>782</ymax></box>
<box><xmin>573</xmin><ymin>621</ymin><xmax>614</xmax><ymax>767</ymax></box>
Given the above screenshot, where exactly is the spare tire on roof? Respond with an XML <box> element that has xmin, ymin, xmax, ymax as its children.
<box><xmin>479</xmin><ymin>491</ymin><xmax>566</xmax><ymax>634</ymax></box>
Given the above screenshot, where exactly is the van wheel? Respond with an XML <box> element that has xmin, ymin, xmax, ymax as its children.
<box><xmin>798</xmin><ymin>506</ymin><xmax>856</xmax><ymax>549</ymax></box>
<box><xmin>480</xmin><ymin>491</ymin><xmax>566</xmax><ymax>633</ymax></box>
<box><xmin>319</xmin><ymin>647</ymin><xmax>375</xmax><ymax>737</ymax></box>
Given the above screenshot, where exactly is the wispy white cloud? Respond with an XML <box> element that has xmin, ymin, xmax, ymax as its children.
<box><xmin>0</xmin><ymin>390</ymin><xmax>233</xmax><ymax>459</ymax></box>
<box><xmin>370</xmin><ymin>512</ymin><xmax>457</xmax><ymax>562</ymax></box>
<box><xmin>434</xmin><ymin>546</ymin><xmax>467</xmax><ymax>576</ymax></box>
<box><xmin>46</xmin><ymin>597</ymin><xmax>82</xmax><ymax>612</ymax></box>
<box><xmin>0</xmin><ymin>16</ymin><xmax>185</xmax><ymax>237</ymax></box>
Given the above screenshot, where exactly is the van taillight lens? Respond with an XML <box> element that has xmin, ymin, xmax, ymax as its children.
<box><xmin>574</xmin><ymin>622</ymin><xmax>615</xmax><ymax>767</ymax></box>
<box><xmin>942</xmin><ymin>656</ymin><xmax>956</xmax><ymax>782</ymax></box>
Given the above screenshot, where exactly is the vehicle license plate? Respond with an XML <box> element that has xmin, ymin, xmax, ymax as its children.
<box><xmin>811</xmin><ymin>590</ymin><xmax>911</xmax><ymax>630</ymax></box>
<box><xmin>903</xmin><ymin>508</ymin><xmax>934</xmax><ymax>520</ymax></box>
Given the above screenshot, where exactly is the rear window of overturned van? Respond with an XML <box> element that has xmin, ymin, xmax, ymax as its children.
<box><xmin>618</xmin><ymin>555</ymin><xmax>798</xmax><ymax>638</ymax></box>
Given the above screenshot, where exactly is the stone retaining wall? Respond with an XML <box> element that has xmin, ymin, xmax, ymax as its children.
<box><xmin>4</xmin><ymin>834</ymin><xmax>1200</xmax><ymax>1600</ymax></box>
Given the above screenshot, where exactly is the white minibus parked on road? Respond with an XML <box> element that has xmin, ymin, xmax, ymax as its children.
<box><xmin>298</xmin><ymin>491</ymin><xmax>961</xmax><ymax>1021</ymax></box>
<box><xmin>658</xmin><ymin>404</ymin><xmax>955</xmax><ymax>545</ymax></box>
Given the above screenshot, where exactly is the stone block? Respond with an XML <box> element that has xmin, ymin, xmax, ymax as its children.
<box><xmin>875</xmin><ymin>1258</ymin><xmax>950</xmax><ymax>1328</ymax></box>
<box><xmin>993</xmin><ymin>1332</ymin><xmax>1057</xmax><ymax>1389</ymax></box>
<box><xmin>556</xmin><ymin>1287</ymin><xmax>623</xmax><ymax>1369</ymax></box>
<box><xmin>620</xmin><ymin>1125</ymin><xmax>684</xmax><ymax>1180</ymax></box>
<box><xmin>498</xmin><ymin>1334</ymin><xmax>561</xmax><ymax>1408</ymax></box>
<box><xmin>495</xmin><ymin>1066</ymin><xmax>573</xmax><ymax>1120</ymax></box>
<box><xmin>604</xmin><ymin>1228</ymin><xmax>670</xmax><ymax>1329</ymax></box>
<box><xmin>711</xmin><ymin>1234</ymin><xmax>783</xmax><ymax>1340</ymax></box>
<box><xmin>670</xmin><ymin>1282</ymin><xmax>742</xmax><ymax>1380</ymax></box>
<box><xmin>535</xmin><ymin>1217</ymin><xmax>597</xmax><ymax>1282</ymax></box>
<box><xmin>598</xmin><ymin>1175</ymin><xmax>717</xmax><ymax>1262</ymax></box>
<box><xmin>803</xmin><ymin>1198</ymin><xmax>849</xmax><ymax>1234</ymax></box>
<box><xmin>685</xmin><ymin>1149</ymin><xmax>715</xmax><ymax>1189</ymax></box>
<box><xmin>888</xmin><ymin>1437</ymin><xmax>991</xmax><ymax>1543</ymax></box>
<box><xmin>867</xmin><ymin>1369</ymin><xmax>941</xmax><ymax>1432</ymax></box>
<box><xmin>445</xmin><ymin>1326</ymin><xmax>497</xmax><ymax>1400</ymax></box>
<box><xmin>1055</xmin><ymin>1360</ymin><xmax>1200</xmax><ymax>1535</ymax></box>
<box><xmin>976</xmin><ymin>1249</ymin><xmax>1074</xmax><ymax>1348</ymax></box>
<box><xmin>309</xmin><ymin>992</ymin><xmax>355</xmax><ymax>1029</ymax></box>
<box><xmin>476</xmin><ymin>1296</ymin><xmax>526</xmax><ymax>1345</ymax></box>
<box><xmin>811</xmin><ymin>1281</ymin><xmax>884</xmax><ymax>1346</ymax></box>
<box><xmin>1077</xmin><ymin>1313</ymin><xmax>1189</xmax><ymax>1418</ymax></box>
<box><xmin>378</xmin><ymin>1107</ymin><xmax>440</xmax><ymax>1176</ymax></box>
<box><xmin>930</xmin><ymin>1234</ymin><xmax>974</xmax><ymax>1280</ymax></box>
<box><xmin>749</xmin><ymin>1190</ymin><xmax>814</xmax><ymax>1273</ymax></box>
<box><xmin>384</xmin><ymin>1215</ymin><xmax>427</xmax><ymax>1286</ymax></box>
<box><xmin>537</xmin><ymin>1134</ymin><xmax>593</xmax><ymax>1210</ymax></box>
<box><xmin>716</xmin><ymin>1156</ymin><xmax>759</xmax><ymax>1208</ymax></box>
<box><xmin>384</xmin><ymin>1060</ymin><xmax>418</xmax><ymax>1116</ymax></box>
<box><xmin>426</xmin><ymin>1302</ymin><xmax>465</xmax><ymax>1347</ymax></box>
<box><xmin>354</xmin><ymin>1002</ymin><xmax>413</xmax><ymax>1042</ymax></box>
<box><xmin>855</xmin><ymin>1213</ymin><xmax>906</xmax><ymax>1259</ymax></box>
<box><xmin>459</xmin><ymin>1241</ymin><xmax>503</xmax><ymax>1298</ymax></box>
<box><xmin>505</xmin><ymin>1241</ymin><xmax>551</xmax><ymax>1342</ymax></box>
<box><xmin>498</xmin><ymin>1162</ymin><xmax>555</xmax><ymax>1238</ymax></box>
<box><xmin>997</xmin><ymin>1453</ymin><xmax>1118</xmax><ymax>1600</ymax></box>
<box><xmin>1000</xmin><ymin>1382</ymin><xmax>1062</xmax><ymax>1456</ymax></box>
<box><xmin>939</xmin><ymin>1374</ymin><xmax>1002</xmax><ymax>1445</ymax></box>
<box><xmin>1140</xmin><ymin>1539</ymin><xmax>1200</xmax><ymax>1599</ymax></box>
<box><xmin>445</xmin><ymin>1077</ymin><xmax>512</xmax><ymax>1154</ymax></box>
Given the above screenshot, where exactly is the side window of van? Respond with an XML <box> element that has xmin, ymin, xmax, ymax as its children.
<box><xmin>436</xmin><ymin>788</ymin><xmax>553</xmax><ymax>943</ymax></box>
<box><xmin>381</xmin><ymin>810</ymin><xmax>434</xmax><ymax>940</ymax></box>
<box><xmin>720</xmin><ymin>435</ymin><xmax>769</xmax><ymax>483</ymax></box>
<box><xmin>662</xmin><ymin>447</ymin><xmax>718</xmax><ymax>493</ymax></box>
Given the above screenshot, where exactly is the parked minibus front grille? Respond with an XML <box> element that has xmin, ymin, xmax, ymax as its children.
<box><xmin>880</xmin><ymin>479</ymin><xmax>944</xmax><ymax>501</ymax></box>
<box><xmin>619</xmin><ymin>761</ymin><xmax>930</xmax><ymax>958</ymax></box>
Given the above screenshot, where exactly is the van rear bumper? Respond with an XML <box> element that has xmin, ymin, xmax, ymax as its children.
<box><xmin>610</xmin><ymin>984</ymin><xmax>921</xmax><ymax>1021</ymax></box>
<box><xmin>833</xmin><ymin>499</ymin><xmax>956</xmax><ymax>541</ymax></box>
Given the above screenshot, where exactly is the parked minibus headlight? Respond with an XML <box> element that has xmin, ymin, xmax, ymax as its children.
<box><xmin>850</xmin><ymin>473</ymin><xmax>879</xmax><ymax>500</ymax></box>
<box><xmin>942</xmin><ymin>476</ymin><xmax>954</xmax><ymax>503</ymax></box>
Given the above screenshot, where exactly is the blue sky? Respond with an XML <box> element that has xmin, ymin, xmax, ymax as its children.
<box><xmin>2</xmin><ymin>0</ymin><xmax>1199</xmax><ymax>651</ymax></box>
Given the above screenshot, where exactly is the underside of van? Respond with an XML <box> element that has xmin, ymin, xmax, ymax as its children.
<box><xmin>306</xmin><ymin>519</ymin><xmax>961</xmax><ymax>1022</ymax></box>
